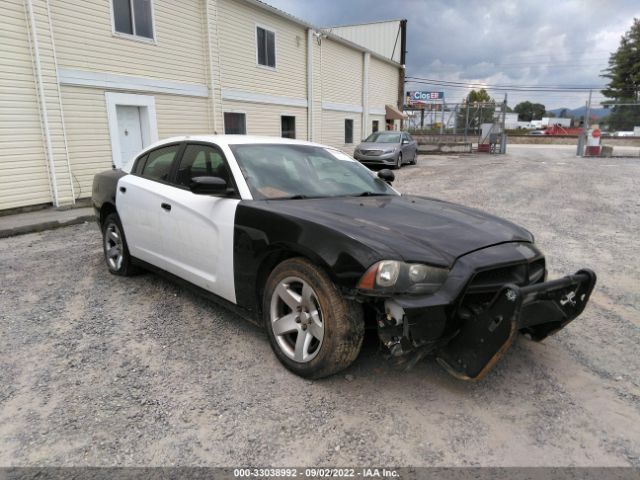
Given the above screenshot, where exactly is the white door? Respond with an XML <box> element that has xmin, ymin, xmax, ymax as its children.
<box><xmin>116</xmin><ymin>105</ymin><xmax>143</xmax><ymax>168</ymax></box>
<box><xmin>160</xmin><ymin>143</ymin><xmax>239</xmax><ymax>303</ymax></box>
<box><xmin>117</xmin><ymin>143</ymin><xmax>183</xmax><ymax>271</ymax></box>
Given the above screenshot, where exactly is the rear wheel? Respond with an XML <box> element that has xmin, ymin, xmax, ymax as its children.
<box><xmin>263</xmin><ymin>257</ymin><xmax>364</xmax><ymax>379</ymax></box>
<box><xmin>410</xmin><ymin>151</ymin><xmax>417</xmax><ymax>165</ymax></box>
<box><xmin>102</xmin><ymin>212</ymin><xmax>139</xmax><ymax>276</ymax></box>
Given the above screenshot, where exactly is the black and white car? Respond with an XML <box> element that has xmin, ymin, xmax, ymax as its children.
<box><xmin>92</xmin><ymin>135</ymin><xmax>596</xmax><ymax>381</ymax></box>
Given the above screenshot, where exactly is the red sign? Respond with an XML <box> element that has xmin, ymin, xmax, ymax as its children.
<box><xmin>592</xmin><ymin>129</ymin><xmax>601</xmax><ymax>138</ymax></box>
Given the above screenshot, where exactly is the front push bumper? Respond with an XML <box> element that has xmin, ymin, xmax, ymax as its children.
<box><xmin>436</xmin><ymin>269</ymin><xmax>597</xmax><ymax>381</ymax></box>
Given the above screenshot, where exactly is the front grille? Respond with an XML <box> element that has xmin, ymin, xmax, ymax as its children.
<box><xmin>460</xmin><ymin>258</ymin><xmax>546</xmax><ymax>311</ymax></box>
<box><xmin>360</xmin><ymin>149</ymin><xmax>383</xmax><ymax>156</ymax></box>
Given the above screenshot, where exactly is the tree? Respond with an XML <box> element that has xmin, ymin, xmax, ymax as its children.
<box><xmin>514</xmin><ymin>101</ymin><xmax>546</xmax><ymax>121</ymax></box>
<box><xmin>457</xmin><ymin>89</ymin><xmax>495</xmax><ymax>133</ymax></box>
<box><xmin>601</xmin><ymin>18</ymin><xmax>640</xmax><ymax>130</ymax></box>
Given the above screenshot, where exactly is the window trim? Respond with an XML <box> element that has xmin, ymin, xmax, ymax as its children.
<box><xmin>133</xmin><ymin>142</ymin><xmax>185</xmax><ymax>186</ymax></box>
<box><xmin>255</xmin><ymin>23</ymin><xmax>277</xmax><ymax>70</ymax></box>
<box><xmin>171</xmin><ymin>142</ymin><xmax>240</xmax><ymax>198</ymax></box>
<box><xmin>280</xmin><ymin>114</ymin><xmax>296</xmax><ymax>139</ymax></box>
<box><xmin>110</xmin><ymin>0</ymin><xmax>157</xmax><ymax>44</ymax></box>
<box><xmin>344</xmin><ymin>118</ymin><xmax>355</xmax><ymax>145</ymax></box>
<box><xmin>223</xmin><ymin>111</ymin><xmax>247</xmax><ymax>135</ymax></box>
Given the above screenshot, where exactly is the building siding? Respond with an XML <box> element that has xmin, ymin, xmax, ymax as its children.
<box><xmin>222</xmin><ymin>100</ymin><xmax>307</xmax><ymax>139</ymax></box>
<box><xmin>217</xmin><ymin>0</ymin><xmax>307</xmax><ymax>100</ymax></box>
<box><xmin>50</xmin><ymin>0</ymin><xmax>208</xmax><ymax>85</ymax></box>
<box><xmin>320</xmin><ymin>38</ymin><xmax>362</xmax><ymax>107</ymax></box>
<box><xmin>61</xmin><ymin>86</ymin><xmax>212</xmax><ymax>197</ymax></box>
<box><xmin>321</xmin><ymin>110</ymin><xmax>360</xmax><ymax>153</ymax></box>
<box><xmin>0</xmin><ymin>0</ymin><xmax>53</xmax><ymax>210</ymax></box>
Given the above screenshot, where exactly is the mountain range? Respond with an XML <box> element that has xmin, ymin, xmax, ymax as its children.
<box><xmin>548</xmin><ymin>106</ymin><xmax>610</xmax><ymax>119</ymax></box>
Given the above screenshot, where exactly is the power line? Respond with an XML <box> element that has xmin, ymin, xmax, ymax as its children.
<box><xmin>405</xmin><ymin>76</ymin><xmax>606</xmax><ymax>90</ymax></box>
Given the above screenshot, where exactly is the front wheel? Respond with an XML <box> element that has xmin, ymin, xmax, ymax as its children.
<box><xmin>263</xmin><ymin>257</ymin><xmax>364</xmax><ymax>379</ymax></box>
<box><xmin>394</xmin><ymin>152</ymin><xmax>403</xmax><ymax>169</ymax></box>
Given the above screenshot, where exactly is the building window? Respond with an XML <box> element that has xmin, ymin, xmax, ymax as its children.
<box><xmin>281</xmin><ymin>116</ymin><xmax>296</xmax><ymax>139</ymax></box>
<box><xmin>224</xmin><ymin>112</ymin><xmax>246</xmax><ymax>135</ymax></box>
<box><xmin>112</xmin><ymin>0</ymin><xmax>154</xmax><ymax>39</ymax></box>
<box><xmin>345</xmin><ymin>119</ymin><xmax>354</xmax><ymax>144</ymax></box>
<box><xmin>256</xmin><ymin>26</ymin><xmax>276</xmax><ymax>68</ymax></box>
<box><xmin>372</xmin><ymin>120</ymin><xmax>379</xmax><ymax>133</ymax></box>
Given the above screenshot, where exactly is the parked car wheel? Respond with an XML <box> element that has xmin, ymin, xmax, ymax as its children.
<box><xmin>410</xmin><ymin>152</ymin><xmax>417</xmax><ymax>165</ymax></box>
<box><xmin>394</xmin><ymin>152</ymin><xmax>403</xmax><ymax>169</ymax></box>
<box><xmin>102</xmin><ymin>212</ymin><xmax>139</xmax><ymax>276</ymax></box>
<box><xmin>263</xmin><ymin>257</ymin><xmax>364</xmax><ymax>379</ymax></box>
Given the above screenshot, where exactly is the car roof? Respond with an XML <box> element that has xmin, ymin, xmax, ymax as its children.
<box><xmin>142</xmin><ymin>135</ymin><xmax>330</xmax><ymax>152</ymax></box>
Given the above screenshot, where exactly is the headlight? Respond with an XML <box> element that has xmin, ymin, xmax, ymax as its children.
<box><xmin>357</xmin><ymin>260</ymin><xmax>448</xmax><ymax>295</ymax></box>
<box><xmin>382</xmin><ymin>148</ymin><xmax>396</xmax><ymax>154</ymax></box>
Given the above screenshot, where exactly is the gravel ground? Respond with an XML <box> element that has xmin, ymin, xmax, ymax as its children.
<box><xmin>0</xmin><ymin>145</ymin><xmax>638</xmax><ymax>467</ymax></box>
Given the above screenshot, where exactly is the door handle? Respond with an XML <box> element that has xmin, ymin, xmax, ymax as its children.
<box><xmin>161</xmin><ymin>202</ymin><xmax>172</xmax><ymax>212</ymax></box>
<box><xmin>119</xmin><ymin>186</ymin><xmax>126</xmax><ymax>193</ymax></box>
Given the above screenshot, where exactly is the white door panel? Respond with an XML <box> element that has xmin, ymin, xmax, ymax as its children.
<box><xmin>116</xmin><ymin>175</ymin><xmax>173</xmax><ymax>271</ymax></box>
<box><xmin>160</xmin><ymin>188</ymin><xmax>239</xmax><ymax>303</ymax></box>
<box><xmin>116</xmin><ymin>106</ymin><xmax>143</xmax><ymax>168</ymax></box>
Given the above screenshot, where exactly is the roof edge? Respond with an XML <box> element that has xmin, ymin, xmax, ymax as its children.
<box><xmin>240</xmin><ymin>0</ymin><xmax>403</xmax><ymax>68</ymax></box>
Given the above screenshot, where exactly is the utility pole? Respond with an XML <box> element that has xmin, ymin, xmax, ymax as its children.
<box><xmin>577</xmin><ymin>89</ymin><xmax>592</xmax><ymax>157</ymax></box>
<box><xmin>500</xmin><ymin>93</ymin><xmax>507</xmax><ymax>154</ymax></box>
<box><xmin>440</xmin><ymin>97</ymin><xmax>445</xmax><ymax>134</ymax></box>
<box><xmin>464</xmin><ymin>101</ymin><xmax>470</xmax><ymax>142</ymax></box>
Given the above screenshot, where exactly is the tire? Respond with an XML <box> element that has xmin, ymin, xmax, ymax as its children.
<box><xmin>410</xmin><ymin>151</ymin><xmax>417</xmax><ymax>165</ymax></box>
<box><xmin>263</xmin><ymin>257</ymin><xmax>364</xmax><ymax>379</ymax></box>
<box><xmin>394</xmin><ymin>152</ymin><xmax>403</xmax><ymax>170</ymax></box>
<box><xmin>101</xmin><ymin>212</ymin><xmax>140</xmax><ymax>276</ymax></box>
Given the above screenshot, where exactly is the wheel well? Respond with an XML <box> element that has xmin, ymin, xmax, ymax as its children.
<box><xmin>254</xmin><ymin>249</ymin><xmax>337</xmax><ymax>315</ymax></box>
<box><xmin>255</xmin><ymin>250</ymin><xmax>298</xmax><ymax>313</ymax></box>
<box><xmin>100</xmin><ymin>202</ymin><xmax>117</xmax><ymax>227</ymax></box>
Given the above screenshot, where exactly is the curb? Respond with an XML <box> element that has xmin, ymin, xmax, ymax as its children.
<box><xmin>0</xmin><ymin>214</ymin><xmax>96</xmax><ymax>239</ymax></box>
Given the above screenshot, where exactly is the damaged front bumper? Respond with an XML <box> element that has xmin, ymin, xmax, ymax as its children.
<box><xmin>436</xmin><ymin>269</ymin><xmax>596</xmax><ymax>380</ymax></box>
<box><xmin>374</xmin><ymin>242</ymin><xmax>597</xmax><ymax>381</ymax></box>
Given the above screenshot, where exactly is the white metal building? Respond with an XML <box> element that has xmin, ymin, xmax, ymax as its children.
<box><xmin>0</xmin><ymin>0</ymin><xmax>405</xmax><ymax>211</ymax></box>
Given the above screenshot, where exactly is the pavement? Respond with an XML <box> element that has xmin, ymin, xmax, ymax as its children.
<box><xmin>0</xmin><ymin>146</ymin><xmax>639</xmax><ymax>467</ymax></box>
<box><xmin>0</xmin><ymin>206</ymin><xmax>95</xmax><ymax>239</ymax></box>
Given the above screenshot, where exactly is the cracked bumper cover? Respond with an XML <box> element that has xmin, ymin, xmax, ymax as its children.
<box><xmin>436</xmin><ymin>268</ymin><xmax>597</xmax><ymax>380</ymax></box>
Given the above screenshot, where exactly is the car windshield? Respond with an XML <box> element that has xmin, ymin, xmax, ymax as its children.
<box><xmin>363</xmin><ymin>132</ymin><xmax>401</xmax><ymax>143</ymax></box>
<box><xmin>230</xmin><ymin>144</ymin><xmax>398</xmax><ymax>200</ymax></box>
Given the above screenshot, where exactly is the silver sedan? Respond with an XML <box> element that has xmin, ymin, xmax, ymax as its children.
<box><xmin>353</xmin><ymin>131</ymin><xmax>418</xmax><ymax>169</ymax></box>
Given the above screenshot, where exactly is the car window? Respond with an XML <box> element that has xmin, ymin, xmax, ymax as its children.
<box><xmin>140</xmin><ymin>145</ymin><xmax>180</xmax><ymax>182</ymax></box>
<box><xmin>364</xmin><ymin>132</ymin><xmax>401</xmax><ymax>143</ymax></box>
<box><xmin>175</xmin><ymin>144</ymin><xmax>231</xmax><ymax>188</ymax></box>
<box><xmin>230</xmin><ymin>144</ymin><xmax>397</xmax><ymax>200</ymax></box>
<box><xmin>133</xmin><ymin>153</ymin><xmax>148</xmax><ymax>175</ymax></box>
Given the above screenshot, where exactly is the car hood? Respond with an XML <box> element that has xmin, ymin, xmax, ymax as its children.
<box><xmin>356</xmin><ymin>142</ymin><xmax>399</xmax><ymax>150</ymax></box>
<box><xmin>260</xmin><ymin>195</ymin><xmax>534</xmax><ymax>267</ymax></box>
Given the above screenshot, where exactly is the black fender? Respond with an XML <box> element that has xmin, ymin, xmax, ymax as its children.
<box><xmin>92</xmin><ymin>169</ymin><xmax>126</xmax><ymax>225</ymax></box>
<box><xmin>233</xmin><ymin>202</ymin><xmax>398</xmax><ymax>312</ymax></box>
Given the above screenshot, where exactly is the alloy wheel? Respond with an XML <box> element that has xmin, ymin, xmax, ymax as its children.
<box><xmin>269</xmin><ymin>276</ymin><xmax>324</xmax><ymax>363</ymax></box>
<box><xmin>104</xmin><ymin>222</ymin><xmax>124</xmax><ymax>271</ymax></box>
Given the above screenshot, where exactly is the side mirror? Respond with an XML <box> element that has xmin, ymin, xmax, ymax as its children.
<box><xmin>378</xmin><ymin>169</ymin><xmax>395</xmax><ymax>184</ymax></box>
<box><xmin>402</xmin><ymin>139</ymin><xmax>409</xmax><ymax>144</ymax></box>
<box><xmin>189</xmin><ymin>176</ymin><xmax>229</xmax><ymax>195</ymax></box>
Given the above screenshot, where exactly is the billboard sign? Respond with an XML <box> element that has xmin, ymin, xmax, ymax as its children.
<box><xmin>406</xmin><ymin>91</ymin><xmax>444</xmax><ymax>107</ymax></box>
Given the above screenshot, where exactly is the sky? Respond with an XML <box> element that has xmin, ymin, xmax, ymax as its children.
<box><xmin>266</xmin><ymin>0</ymin><xmax>640</xmax><ymax>110</ymax></box>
